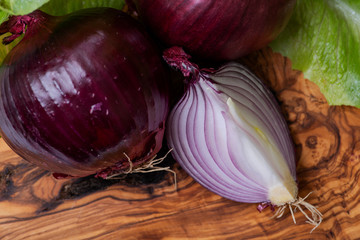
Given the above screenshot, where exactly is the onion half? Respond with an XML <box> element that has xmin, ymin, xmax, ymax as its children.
<box><xmin>164</xmin><ymin>47</ymin><xmax>322</xmax><ymax>230</ymax></box>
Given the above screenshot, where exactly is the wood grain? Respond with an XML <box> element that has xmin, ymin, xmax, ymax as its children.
<box><xmin>1</xmin><ymin>47</ymin><xmax>360</xmax><ymax>239</ymax></box>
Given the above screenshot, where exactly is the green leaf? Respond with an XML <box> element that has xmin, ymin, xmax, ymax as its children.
<box><xmin>40</xmin><ymin>0</ymin><xmax>125</xmax><ymax>16</ymax></box>
<box><xmin>270</xmin><ymin>0</ymin><xmax>360</xmax><ymax>107</ymax></box>
<box><xmin>0</xmin><ymin>10</ymin><xmax>8</xmax><ymax>25</ymax></box>
<box><xmin>0</xmin><ymin>0</ymin><xmax>49</xmax><ymax>15</ymax></box>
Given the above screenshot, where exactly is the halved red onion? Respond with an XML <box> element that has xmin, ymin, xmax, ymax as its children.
<box><xmin>164</xmin><ymin>47</ymin><xmax>322</xmax><ymax>230</ymax></box>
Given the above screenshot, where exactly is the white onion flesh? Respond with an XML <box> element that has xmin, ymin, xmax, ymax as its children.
<box><xmin>167</xmin><ymin>61</ymin><xmax>298</xmax><ymax>205</ymax></box>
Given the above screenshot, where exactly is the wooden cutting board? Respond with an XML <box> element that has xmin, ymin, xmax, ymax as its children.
<box><xmin>1</xmin><ymin>47</ymin><xmax>360</xmax><ymax>239</ymax></box>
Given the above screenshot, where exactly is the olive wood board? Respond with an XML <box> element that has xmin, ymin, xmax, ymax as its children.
<box><xmin>0</xmin><ymin>47</ymin><xmax>359</xmax><ymax>239</ymax></box>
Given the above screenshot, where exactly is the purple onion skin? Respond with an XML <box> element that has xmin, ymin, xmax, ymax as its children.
<box><xmin>129</xmin><ymin>0</ymin><xmax>296</xmax><ymax>61</ymax></box>
<box><xmin>0</xmin><ymin>8</ymin><xmax>169</xmax><ymax>178</ymax></box>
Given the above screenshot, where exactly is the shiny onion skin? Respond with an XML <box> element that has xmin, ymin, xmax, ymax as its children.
<box><xmin>0</xmin><ymin>8</ymin><xmax>169</xmax><ymax>178</ymax></box>
<box><xmin>164</xmin><ymin>47</ymin><xmax>297</xmax><ymax>205</ymax></box>
<box><xmin>127</xmin><ymin>0</ymin><xmax>297</xmax><ymax>61</ymax></box>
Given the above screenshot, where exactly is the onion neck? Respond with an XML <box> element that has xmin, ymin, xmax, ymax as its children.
<box><xmin>0</xmin><ymin>10</ymin><xmax>53</xmax><ymax>45</ymax></box>
<box><xmin>163</xmin><ymin>46</ymin><xmax>200</xmax><ymax>84</ymax></box>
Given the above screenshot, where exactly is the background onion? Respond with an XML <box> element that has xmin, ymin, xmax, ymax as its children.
<box><xmin>128</xmin><ymin>0</ymin><xmax>297</xmax><ymax>61</ymax></box>
<box><xmin>0</xmin><ymin>8</ymin><xmax>170</xmax><ymax>178</ymax></box>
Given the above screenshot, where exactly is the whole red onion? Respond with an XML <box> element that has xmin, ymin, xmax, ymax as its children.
<box><xmin>0</xmin><ymin>8</ymin><xmax>170</xmax><ymax>178</ymax></box>
<box><xmin>127</xmin><ymin>0</ymin><xmax>297</xmax><ymax>61</ymax></box>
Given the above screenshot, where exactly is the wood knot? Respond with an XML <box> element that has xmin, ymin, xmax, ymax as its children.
<box><xmin>306</xmin><ymin>136</ymin><xmax>318</xmax><ymax>149</ymax></box>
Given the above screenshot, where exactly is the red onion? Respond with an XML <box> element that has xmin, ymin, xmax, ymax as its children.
<box><xmin>127</xmin><ymin>0</ymin><xmax>297</xmax><ymax>61</ymax></box>
<box><xmin>0</xmin><ymin>8</ymin><xmax>170</xmax><ymax>178</ymax></box>
<box><xmin>164</xmin><ymin>47</ymin><xmax>322</xmax><ymax>230</ymax></box>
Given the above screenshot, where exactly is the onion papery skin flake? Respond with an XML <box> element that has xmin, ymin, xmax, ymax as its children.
<box><xmin>128</xmin><ymin>0</ymin><xmax>297</xmax><ymax>61</ymax></box>
<box><xmin>164</xmin><ymin>47</ymin><xmax>297</xmax><ymax>206</ymax></box>
<box><xmin>0</xmin><ymin>8</ymin><xmax>170</xmax><ymax>178</ymax></box>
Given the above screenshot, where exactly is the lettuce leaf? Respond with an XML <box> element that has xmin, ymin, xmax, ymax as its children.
<box><xmin>271</xmin><ymin>0</ymin><xmax>360</xmax><ymax>107</ymax></box>
<box><xmin>0</xmin><ymin>0</ymin><xmax>49</xmax><ymax>15</ymax></box>
<box><xmin>40</xmin><ymin>0</ymin><xmax>125</xmax><ymax>16</ymax></box>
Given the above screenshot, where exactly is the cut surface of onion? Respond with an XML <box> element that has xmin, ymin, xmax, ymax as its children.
<box><xmin>164</xmin><ymin>47</ymin><xmax>322</xmax><ymax>231</ymax></box>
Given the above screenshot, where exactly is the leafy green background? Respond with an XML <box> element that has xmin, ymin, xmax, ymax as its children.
<box><xmin>0</xmin><ymin>0</ymin><xmax>49</xmax><ymax>15</ymax></box>
<box><xmin>40</xmin><ymin>0</ymin><xmax>125</xmax><ymax>16</ymax></box>
<box><xmin>271</xmin><ymin>0</ymin><xmax>360</xmax><ymax>107</ymax></box>
<box><xmin>0</xmin><ymin>0</ymin><xmax>125</xmax><ymax>62</ymax></box>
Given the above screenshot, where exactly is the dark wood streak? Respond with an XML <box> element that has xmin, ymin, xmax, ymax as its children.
<box><xmin>0</xmin><ymin>193</ymin><xmax>179</xmax><ymax>224</ymax></box>
<box><xmin>0</xmin><ymin>165</ymin><xmax>15</xmax><ymax>200</ymax></box>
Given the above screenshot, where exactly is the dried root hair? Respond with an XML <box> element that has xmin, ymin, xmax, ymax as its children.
<box><xmin>272</xmin><ymin>192</ymin><xmax>323</xmax><ymax>233</ymax></box>
<box><xmin>106</xmin><ymin>149</ymin><xmax>177</xmax><ymax>190</ymax></box>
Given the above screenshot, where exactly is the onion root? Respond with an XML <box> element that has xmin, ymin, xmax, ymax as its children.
<box><xmin>106</xmin><ymin>149</ymin><xmax>177</xmax><ymax>190</ymax></box>
<box><xmin>271</xmin><ymin>192</ymin><xmax>323</xmax><ymax>233</ymax></box>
